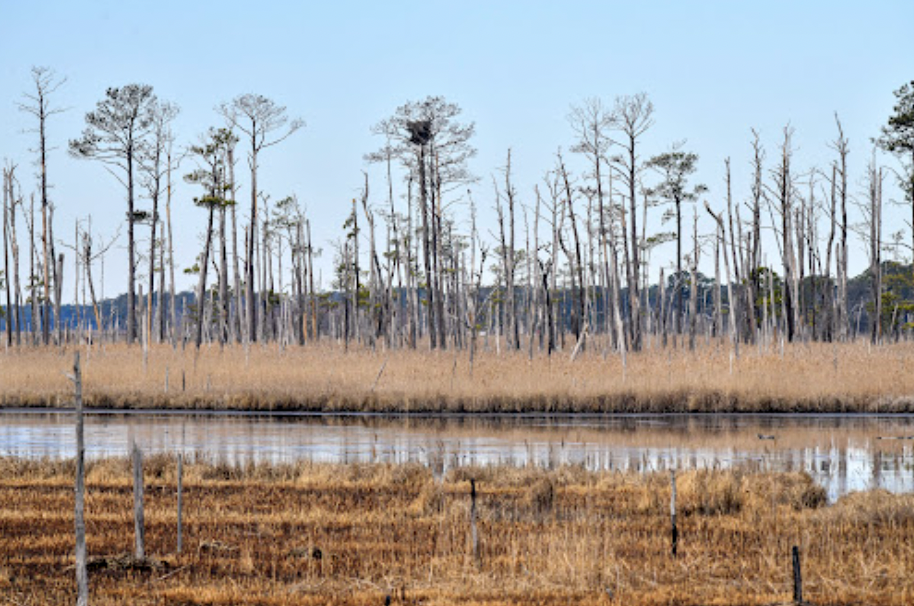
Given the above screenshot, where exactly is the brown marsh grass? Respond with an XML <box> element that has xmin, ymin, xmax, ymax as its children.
<box><xmin>0</xmin><ymin>456</ymin><xmax>912</xmax><ymax>605</ymax></box>
<box><xmin>1</xmin><ymin>340</ymin><xmax>913</xmax><ymax>413</ymax></box>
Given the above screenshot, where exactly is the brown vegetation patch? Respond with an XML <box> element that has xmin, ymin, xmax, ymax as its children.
<box><xmin>0</xmin><ymin>456</ymin><xmax>910</xmax><ymax>604</ymax></box>
<box><xmin>2</xmin><ymin>341</ymin><xmax>914</xmax><ymax>413</ymax></box>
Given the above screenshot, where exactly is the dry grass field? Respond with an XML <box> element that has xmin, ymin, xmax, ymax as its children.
<box><xmin>0</xmin><ymin>340</ymin><xmax>913</xmax><ymax>413</ymax></box>
<box><xmin>0</xmin><ymin>456</ymin><xmax>911</xmax><ymax>605</ymax></box>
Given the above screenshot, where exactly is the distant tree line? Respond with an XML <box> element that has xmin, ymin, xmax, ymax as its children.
<box><xmin>2</xmin><ymin>69</ymin><xmax>914</xmax><ymax>355</ymax></box>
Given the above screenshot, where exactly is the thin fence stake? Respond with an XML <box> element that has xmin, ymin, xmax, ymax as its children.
<box><xmin>176</xmin><ymin>452</ymin><xmax>183</xmax><ymax>553</ymax></box>
<box><xmin>792</xmin><ymin>545</ymin><xmax>803</xmax><ymax>605</ymax></box>
<box><xmin>671</xmin><ymin>469</ymin><xmax>678</xmax><ymax>557</ymax></box>
<box><xmin>470</xmin><ymin>478</ymin><xmax>479</xmax><ymax>564</ymax></box>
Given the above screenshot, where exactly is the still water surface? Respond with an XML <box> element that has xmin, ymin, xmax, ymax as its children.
<box><xmin>1</xmin><ymin>410</ymin><xmax>912</xmax><ymax>501</ymax></box>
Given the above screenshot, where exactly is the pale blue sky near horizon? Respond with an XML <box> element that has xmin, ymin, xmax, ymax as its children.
<box><xmin>1</xmin><ymin>0</ymin><xmax>912</xmax><ymax>296</ymax></box>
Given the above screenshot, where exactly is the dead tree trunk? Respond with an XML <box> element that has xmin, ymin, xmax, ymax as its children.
<box><xmin>868</xmin><ymin>154</ymin><xmax>884</xmax><ymax>344</ymax></box>
<box><xmin>3</xmin><ymin>167</ymin><xmax>12</xmax><ymax>347</ymax></box>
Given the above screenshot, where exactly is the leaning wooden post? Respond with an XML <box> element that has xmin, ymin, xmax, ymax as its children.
<box><xmin>71</xmin><ymin>352</ymin><xmax>89</xmax><ymax>606</ymax></box>
<box><xmin>132</xmin><ymin>441</ymin><xmax>146</xmax><ymax>560</ymax></box>
<box><xmin>176</xmin><ymin>452</ymin><xmax>183</xmax><ymax>553</ymax></box>
<box><xmin>470</xmin><ymin>478</ymin><xmax>479</xmax><ymax>564</ymax></box>
<box><xmin>792</xmin><ymin>545</ymin><xmax>803</xmax><ymax>605</ymax></box>
<box><xmin>671</xmin><ymin>470</ymin><xmax>678</xmax><ymax>557</ymax></box>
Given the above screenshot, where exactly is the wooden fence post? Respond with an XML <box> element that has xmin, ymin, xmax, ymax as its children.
<box><xmin>177</xmin><ymin>452</ymin><xmax>184</xmax><ymax>553</ymax></box>
<box><xmin>792</xmin><ymin>545</ymin><xmax>803</xmax><ymax>605</ymax></box>
<box><xmin>470</xmin><ymin>478</ymin><xmax>479</xmax><ymax>564</ymax></box>
<box><xmin>671</xmin><ymin>470</ymin><xmax>678</xmax><ymax>557</ymax></box>
<box><xmin>72</xmin><ymin>352</ymin><xmax>88</xmax><ymax>606</ymax></box>
<box><xmin>133</xmin><ymin>442</ymin><xmax>146</xmax><ymax>560</ymax></box>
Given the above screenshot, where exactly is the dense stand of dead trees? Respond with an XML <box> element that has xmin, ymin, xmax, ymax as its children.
<box><xmin>3</xmin><ymin>77</ymin><xmax>914</xmax><ymax>352</ymax></box>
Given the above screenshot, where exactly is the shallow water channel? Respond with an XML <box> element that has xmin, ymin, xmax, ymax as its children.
<box><xmin>1</xmin><ymin>410</ymin><xmax>912</xmax><ymax>501</ymax></box>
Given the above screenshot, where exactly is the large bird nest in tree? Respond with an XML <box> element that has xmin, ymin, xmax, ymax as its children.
<box><xmin>407</xmin><ymin>120</ymin><xmax>432</xmax><ymax>146</ymax></box>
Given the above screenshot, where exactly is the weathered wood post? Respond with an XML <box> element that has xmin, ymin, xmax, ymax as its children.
<box><xmin>176</xmin><ymin>452</ymin><xmax>184</xmax><ymax>553</ymax></box>
<box><xmin>71</xmin><ymin>352</ymin><xmax>89</xmax><ymax>606</ymax></box>
<box><xmin>671</xmin><ymin>470</ymin><xmax>678</xmax><ymax>557</ymax></box>
<box><xmin>132</xmin><ymin>441</ymin><xmax>146</xmax><ymax>560</ymax></box>
<box><xmin>792</xmin><ymin>545</ymin><xmax>803</xmax><ymax>605</ymax></box>
<box><xmin>470</xmin><ymin>478</ymin><xmax>479</xmax><ymax>564</ymax></box>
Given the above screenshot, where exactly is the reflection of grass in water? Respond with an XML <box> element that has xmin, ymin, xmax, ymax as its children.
<box><xmin>2</xmin><ymin>341</ymin><xmax>914</xmax><ymax>413</ymax></box>
<box><xmin>2</xmin><ymin>456</ymin><xmax>913</xmax><ymax>605</ymax></box>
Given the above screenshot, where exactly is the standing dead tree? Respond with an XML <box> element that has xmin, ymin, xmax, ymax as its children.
<box><xmin>830</xmin><ymin>117</ymin><xmax>851</xmax><ymax>340</ymax></box>
<box><xmin>19</xmin><ymin>66</ymin><xmax>66</xmax><ymax>345</ymax></box>
<box><xmin>610</xmin><ymin>93</ymin><xmax>654</xmax><ymax>351</ymax></box>
<box><xmin>568</xmin><ymin>98</ymin><xmax>626</xmax><ymax>353</ymax></box>
<box><xmin>494</xmin><ymin>150</ymin><xmax>519</xmax><ymax>350</ymax></box>
<box><xmin>706</xmin><ymin>200</ymin><xmax>739</xmax><ymax>359</ymax></box>
<box><xmin>861</xmin><ymin>151</ymin><xmax>885</xmax><ymax>343</ymax></box>
<box><xmin>140</xmin><ymin>100</ymin><xmax>179</xmax><ymax>344</ymax></box>
<box><xmin>3</xmin><ymin>164</ymin><xmax>20</xmax><ymax>346</ymax></box>
<box><xmin>767</xmin><ymin>126</ymin><xmax>800</xmax><ymax>342</ymax></box>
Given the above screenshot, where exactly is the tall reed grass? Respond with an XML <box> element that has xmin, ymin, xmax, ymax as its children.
<box><xmin>0</xmin><ymin>340</ymin><xmax>912</xmax><ymax>413</ymax></box>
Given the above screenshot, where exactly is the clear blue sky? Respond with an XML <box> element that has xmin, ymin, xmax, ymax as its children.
<box><xmin>1</xmin><ymin>0</ymin><xmax>912</xmax><ymax>296</ymax></box>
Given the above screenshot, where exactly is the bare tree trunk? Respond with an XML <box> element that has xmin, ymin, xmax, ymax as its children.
<box><xmin>706</xmin><ymin>202</ymin><xmax>739</xmax><ymax>359</ymax></box>
<box><xmin>833</xmin><ymin>116</ymin><xmax>850</xmax><ymax>341</ymax></box>
<box><xmin>219</xmin><ymin>205</ymin><xmax>229</xmax><ymax>345</ymax></box>
<box><xmin>495</xmin><ymin>151</ymin><xmax>519</xmax><ymax>351</ymax></box>
<box><xmin>28</xmin><ymin>195</ymin><xmax>40</xmax><ymax>343</ymax></box>
<box><xmin>505</xmin><ymin>151</ymin><xmax>518</xmax><ymax>350</ymax></box>
<box><xmin>247</xmin><ymin>146</ymin><xmax>259</xmax><ymax>343</ymax></box>
<box><xmin>10</xmin><ymin>174</ymin><xmax>22</xmax><ymax>346</ymax></box>
<box><xmin>868</xmin><ymin>155</ymin><xmax>884</xmax><ymax>344</ymax></box>
<box><xmin>824</xmin><ymin>165</ymin><xmax>838</xmax><ymax>341</ymax></box>
<box><xmin>750</xmin><ymin>131</ymin><xmax>765</xmax><ymax>343</ymax></box>
<box><xmin>148</xmin><ymin>185</ymin><xmax>158</xmax><ymax>346</ymax></box>
<box><xmin>689</xmin><ymin>210</ymin><xmax>699</xmax><ymax>351</ymax></box>
<box><xmin>660</xmin><ymin>268</ymin><xmax>667</xmax><ymax>348</ymax></box>
<box><xmin>3</xmin><ymin>168</ymin><xmax>12</xmax><ymax>347</ymax></box>
<box><xmin>227</xmin><ymin>143</ymin><xmax>242</xmax><ymax>344</ymax></box>
<box><xmin>41</xmin><ymin>198</ymin><xmax>51</xmax><ymax>344</ymax></box>
<box><xmin>54</xmin><ymin>249</ymin><xmax>64</xmax><ymax>345</ymax></box>
<box><xmin>195</xmin><ymin>207</ymin><xmax>215</xmax><ymax>348</ymax></box>
<box><xmin>724</xmin><ymin>159</ymin><xmax>744</xmax><ymax>344</ymax></box>
<box><xmin>166</xmin><ymin>150</ymin><xmax>177</xmax><ymax>347</ymax></box>
<box><xmin>558</xmin><ymin>154</ymin><xmax>586</xmax><ymax>344</ymax></box>
<box><xmin>307</xmin><ymin>220</ymin><xmax>317</xmax><ymax>342</ymax></box>
<box><xmin>712</xmin><ymin>215</ymin><xmax>722</xmax><ymax>339</ymax></box>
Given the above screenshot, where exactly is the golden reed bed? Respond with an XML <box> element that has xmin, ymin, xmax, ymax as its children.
<box><xmin>0</xmin><ymin>340</ymin><xmax>912</xmax><ymax>413</ymax></box>
<box><xmin>0</xmin><ymin>457</ymin><xmax>911</xmax><ymax>605</ymax></box>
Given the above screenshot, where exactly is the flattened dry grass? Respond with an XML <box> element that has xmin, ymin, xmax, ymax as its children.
<box><xmin>0</xmin><ymin>340</ymin><xmax>913</xmax><ymax>413</ymax></box>
<box><xmin>0</xmin><ymin>456</ymin><xmax>912</xmax><ymax>605</ymax></box>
